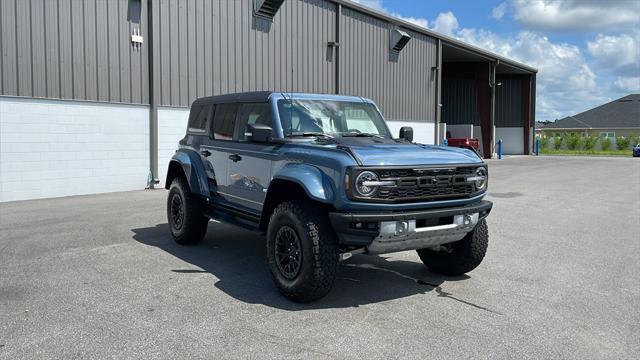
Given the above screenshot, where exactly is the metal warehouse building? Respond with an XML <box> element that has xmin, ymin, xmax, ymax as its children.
<box><xmin>0</xmin><ymin>0</ymin><xmax>536</xmax><ymax>202</ymax></box>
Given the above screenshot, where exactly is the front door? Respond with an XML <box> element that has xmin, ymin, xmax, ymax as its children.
<box><xmin>224</xmin><ymin>103</ymin><xmax>278</xmax><ymax>212</ymax></box>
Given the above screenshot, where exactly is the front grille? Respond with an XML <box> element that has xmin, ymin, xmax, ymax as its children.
<box><xmin>351</xmin><ymin>166</ymin><xmax>482</xmax><ymax>203</ymax></box>
<box><xmin>378</xmin><ymin>167</ymin><xmax>475</xmax><ymax>178</ymax></box>
<box><xmin>376</xmin><ymin>183</ymin><xmax>475</xmax><ymax>201</ymax></box>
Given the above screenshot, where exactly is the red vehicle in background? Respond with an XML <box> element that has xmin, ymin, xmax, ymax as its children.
<box><xmin>446</xmin><ymin>132</ymin><xmax>480</xmax><ymax>151</ymax></box>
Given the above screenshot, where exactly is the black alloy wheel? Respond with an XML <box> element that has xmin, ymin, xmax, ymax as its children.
<box><xmin>274</xmin><ymin>226</ymin><xmax>303</xmax><ymax>279</ymax></box>
<box><xmin>170</xmin><ymin>193</ymin><xmax>184</xmax><ymax>230</ymax></box>
<box><xmin>166</xmin><ymin>177</ymin><xmax>208</xmax><ymax>245</ymax></box>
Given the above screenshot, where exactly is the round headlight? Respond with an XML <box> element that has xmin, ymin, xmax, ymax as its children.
<box><xmin>475</xmin><ymin>167</ymin><xmax>487</xmax><ymax>189</ymax></box>
<box><xmin>355</xmin><ymin>171</ymin><xmax>379</xmax><ymax>197</ymax></box>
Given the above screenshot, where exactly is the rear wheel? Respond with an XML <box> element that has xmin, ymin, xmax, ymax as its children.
<box><xmin>167</xmin><ymin>177</ymin><xmax>209</xmax><ymax>245</ymax></box>
<box><xmin>266</xmin><ymin>201</ymin><xmax>339</xmax><ymax>302</ymax></box>
<box><xmin>417</xmin><ymin>219</ymin><xmax>488</xmax><ymax>275</ymax></box>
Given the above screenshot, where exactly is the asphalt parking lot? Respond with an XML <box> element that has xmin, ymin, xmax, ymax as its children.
<box><xmin>1</xmin><ymin>156</ymin><xmax>639</xmax><ymax>359</ymax></box>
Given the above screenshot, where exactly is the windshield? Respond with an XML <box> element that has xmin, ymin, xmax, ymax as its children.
<box><xmin>277</xmin><ymin>99</ymin><xmax>391</xmax><ymax>138</ymax></box>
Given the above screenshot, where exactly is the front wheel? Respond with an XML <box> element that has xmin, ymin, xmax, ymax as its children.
<box><xmin>167</xmin><ymin>177</ymin><xmax>209</xmax><ymax>245</ymax></box>
<box><xmin>417</xmin><ymin>219</ymin><xmax>489</xmax><ymax>275</ymax></box>
<box><xmin>266</xmin><ymin>201</ymin><xmax>339</xmax><ymax>302</ymax></box>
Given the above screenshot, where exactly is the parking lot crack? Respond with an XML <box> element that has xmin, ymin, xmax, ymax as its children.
<box><xmin>345</xmin><ymin>263</ymin><xmax>502</xmax><ymax>315</ymax></box>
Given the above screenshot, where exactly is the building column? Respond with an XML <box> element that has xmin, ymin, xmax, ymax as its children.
<box><xmin>522</xmin><ymin>75</ymin><xmax>532</xmax><ymax>155</ymax></box>
<box><xmin>477</xmin><ymin>63</ymin><xmax>493</xmax><ymax>158</ymax></box>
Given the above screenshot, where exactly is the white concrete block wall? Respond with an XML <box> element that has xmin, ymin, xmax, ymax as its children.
<box><xmin>0</xmin><ymin>97</ymin><xmax>149</xmax><ymax>202</ymax></box>
<box><xmin>157</xmin><ymin>107</ymin><xmax>189</xmax><ymax>188</ymax></box>
<box><xmin>386</xmin><ymin>120</ymin><xmax>435</xmax><ymax>145</ymax></box>
<box><xmin>495</xmin><ymin>127</ymin><xmax>525</xmax><ymax>155</ymax></box>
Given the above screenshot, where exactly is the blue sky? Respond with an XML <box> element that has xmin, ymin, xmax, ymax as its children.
<box><xmin>353</xmin><ymin>0</ymin><xmax>640</xmax><ymax>121</ymax></box>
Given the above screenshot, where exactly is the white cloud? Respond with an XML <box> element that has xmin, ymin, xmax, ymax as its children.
<box><xmin>350</xmin><ymin>0</ymin><xmax>384</xmax><ymax>11</ymax></box>
<box><xmin>394</xmin><ymin>15</ymin><xmax>429</xmax><ymax>29</ymax></box>
<box><xmin>431</xmin><ymin>12</ymin><xmax>459</xmax><ymax>36</ymax></box>
<box><xmin>509</xmin><ymin>0</ymin><xmax>640</xmax><ymax>31</ymax></box>
<box><xmin>587</xmin><ymin>33</ymin><xmax>640</xmax><ymax>76</ymax></box>
<box><xmin>352</xmin><ymin>0</ymin><xmax>430</xmax><ymax>29</ymax></box>
<box><xmin>612</xmin><ymin>77</ymin><xmax>640</xmax><ymax>93</ymax></box>
<box><xmin>363</xmin><ymin>1</ymin><xmax>638</xmax><ymax>119</ymax></box>
<box><xmin>457</xmin><ymin>29</ymin><xmax>604</xmax><ymax>119</ymax></box>
<box><xmin>490</xmin><ymin>2</ymin><xmax>507</xmax><ymax>20</ymax></box>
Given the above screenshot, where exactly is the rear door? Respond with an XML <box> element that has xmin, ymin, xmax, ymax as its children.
<box><xmin>201</xmin><ymin>103</ymin><xmax>237</xmax><ymax>200</ymax></box>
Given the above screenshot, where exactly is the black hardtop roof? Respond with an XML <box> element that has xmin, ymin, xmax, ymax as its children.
<box><xmin>192</xmin><ymin>91</ymin><xmax>273</xmax><ymax>106</ymax></box>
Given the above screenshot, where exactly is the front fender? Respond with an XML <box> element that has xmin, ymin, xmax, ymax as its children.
<box><xmin>166</xmin><ymin>149</ymin><xmax>209</xmax><ymax>197</ymax></box>
<box><xmin>272</xmin><ymin>163</ymin><xmax>335</xmax><ymax>204</ymax></box>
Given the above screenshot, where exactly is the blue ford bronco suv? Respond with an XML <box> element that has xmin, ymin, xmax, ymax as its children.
<box><xmin>165</xmin><ymin>92</ymin><xmax>492</xmax><ymax>302</ymax></box>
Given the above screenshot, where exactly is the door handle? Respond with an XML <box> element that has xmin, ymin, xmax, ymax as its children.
<box><xmin>200</xmin><ymin>149</ymin><xmax>211</xmax><ymax>157</ymax></box>
<box><xmin>228</xmin><ymin>154</ymin><xmax>242</xmax><ymax>162</ymax></box>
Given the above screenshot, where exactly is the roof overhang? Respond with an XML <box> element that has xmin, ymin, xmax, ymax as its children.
<box><xmin>335</xmin><ymin>0</ymin><xmax>537</xmax><ymax>74</ymax></box>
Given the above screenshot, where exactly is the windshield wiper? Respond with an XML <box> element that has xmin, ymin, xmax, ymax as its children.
<box><xmin>341</xmin><ymin>132</ymin><xmax>384</xmax><ymax>138</ymax></box>
<box><xmin>285</xmin><ymin>132</ymin><xmax>337</xmax><ymax>142</ymax></box>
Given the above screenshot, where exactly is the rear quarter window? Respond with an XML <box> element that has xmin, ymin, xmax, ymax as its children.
<box><xmin>187</xmin><ymin>103</ymin><xmax>211</xmax><ymax>132</ymax></box>
<box><xmin>212</xmin><ymin>103</ymin><xmax>237</xmax><ymax>141</ymax></box>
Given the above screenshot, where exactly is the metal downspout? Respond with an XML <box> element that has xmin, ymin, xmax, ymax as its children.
<box><xmin>147</xmin><ymin>0</ymin><xmax>159</xmax><ymax>188</ymax></box>
<box><xmin>490</xmin><ymin>61</ymin><xmax>497</xmax><ymax>158</ymax></box>
<box><xmin>335</xmin><ymin>3</ymin><xmax>341</xmax><ymax>94</ymax></box>
<box><xmin>435</xmin><ymin>39</ymin><xmax>442</xmax><ymax>144</ymax></box>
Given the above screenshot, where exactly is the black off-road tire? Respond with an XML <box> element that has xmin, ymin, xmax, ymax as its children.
<box><xmin>417</xmin><ymin>219</ymin><xmax>489</xmax><ymax>276</ymax></box>
<box><xmin>266</xmin><ymin>201</ymin><xmax>339</xmax><ymax>302</ymax></box>
<box><xmin>167</xmin><ymin>177</ymin><xmax>209</xmax><ymax>245</ymax></box>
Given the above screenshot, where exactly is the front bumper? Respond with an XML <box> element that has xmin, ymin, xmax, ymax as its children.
<box><xmin>329</xmin><ymin>200</ymin><xmax>493</xmax><ymax>253</ymax></box>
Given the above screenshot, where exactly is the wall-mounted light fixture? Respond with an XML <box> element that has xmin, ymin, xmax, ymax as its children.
<box><xmin>390</xmin><ymin>28</ymin><xmax>411</xmax><ymax>54</ymax></box>
<box><xmin>131</xmin><ymin>27</ymin><xmax>144</xmax><ymax>48</ymax></box>
<box><xmin>253</xmin><ymin>0</ymin><xmax>285</xmax><ymax>21</ymax></box>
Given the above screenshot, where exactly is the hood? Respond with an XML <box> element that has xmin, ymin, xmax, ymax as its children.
<box><xmin>344</xmin><ymin>142</ymin><xmax>483</xmax><ymax>166</ymax></box>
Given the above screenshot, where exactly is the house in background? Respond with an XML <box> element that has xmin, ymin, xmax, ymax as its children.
<box><xmin>537</xmin><ymin>94</ymin><xmax>640</xmax><ymax>138</ymax></box>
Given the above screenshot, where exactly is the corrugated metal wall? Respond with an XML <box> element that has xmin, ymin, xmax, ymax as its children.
<box><xmin>495</xmin><ymin>78</ymin><xmax>523</xmax><ymax>127</ymax></box>
<box><xmin>152</xmin><ymin>0</ymin><xmax>337</xmax><ymax>107</ymax></box>
<box><xmin>1</xmin><ymin>0</ymin><xmax>439</xmax><ymax>122</ymax></box>
<box><xmin>441</xmin><ymin>78</ymin><xmax>480</xmax><ymax>126</ymax></box>
<box><xmin>339</xmin><ymin>7</ymin><xmax>437</xmax><ymax>122</ymax></box>
<box><xmin>0</xmin><ymin>0</ymin><xmax>148</xmax><ymax>104</ymax></box>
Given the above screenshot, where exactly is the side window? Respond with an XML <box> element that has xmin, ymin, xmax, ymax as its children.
<box><xmin>212</xmin><ymin>103</ymin><xmax>237</xmax><ymax>141</ymax></box>
<box><xmin>235</xmin><ymin>103</ymin><xmax>272</xmax><ymax>141</ymax></box>
<box><xmin>187</xmin><ymin>103</ymin><xmax>210</xmax><ymax>132</ymax></box>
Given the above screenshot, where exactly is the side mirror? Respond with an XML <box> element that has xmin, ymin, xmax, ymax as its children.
<box><xmin>245</xmin><ymin>123</ymin><xmax>273</xmax><ymax>143</ymax></box>
<box><xmin>399</xmin><ymin>126</ymin><xmax>413</xmax><ymax>142</ymax></box>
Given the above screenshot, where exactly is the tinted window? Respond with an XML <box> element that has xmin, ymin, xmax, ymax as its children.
<box><xmin>212</xmin><ymin>103</ymin><xmax>237</xmax><ymax>140</ymax></box>
<box><xmin>187</xmin><ymin>103</ymin><xmax>210</xmax><ymax>131</ymax></box>
<box><xmin>235</xmin><ymin>103</ymin><xmax>272</xmax><ymax>141</ymax></box>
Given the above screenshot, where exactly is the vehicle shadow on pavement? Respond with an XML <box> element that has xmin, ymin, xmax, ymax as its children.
<box><xmin>132</xmin><ymin>223</ymin><xmax>470</xmax><ymax>310</ymax></box>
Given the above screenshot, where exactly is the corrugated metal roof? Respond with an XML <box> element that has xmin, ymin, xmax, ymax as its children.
<box><xmin>542</xmin><ymin>94</ymin><xmax>640</xmax><ymax>129</ymax></box>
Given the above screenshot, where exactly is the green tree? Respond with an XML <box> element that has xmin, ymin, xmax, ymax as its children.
<box><xmin>565</xmin><ymin>133</ymin><xmax>581</xmax><ymax>150</ymax></box>
<box><xmin>583</xmin><ymin>135</ymin><xmax>597</xmax><ymax>151</ymax></box>
<box><xmin>601</xmin><ymin>137</ymin><xmax>612</xmax><ymax>151</ymax></box>
<box><xmin>616</xmin><ymin>136</ymin><xmax>630</xmax><ymax>150</ymax></box>
<box><xmin>540</xmin><ymin>136</ymin><xmax>549</xmax><ymax>150</ymax></box>
<box><xmin>553</xmin><ymin>136</ymin><xmax>563</xmax><ymax>150</ymax></box>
